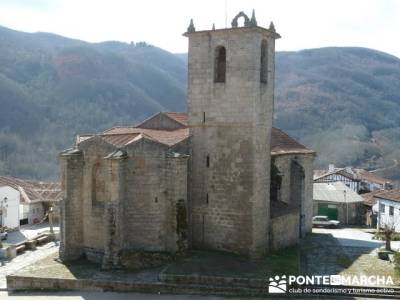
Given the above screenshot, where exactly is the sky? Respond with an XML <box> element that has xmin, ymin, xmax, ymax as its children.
<box><xmin>0</xmin><ymin>0</ymin><xmax>399</xmax><ymax>57</ymax></box>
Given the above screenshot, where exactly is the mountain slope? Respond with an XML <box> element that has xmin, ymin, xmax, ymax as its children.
<box><xmin>274</xmin><ymin>47</ymin><xmax>400</xmax><ymax>178</ymax></box>
<box><xmin>0</xmin><ymin>25</ymin><xmax>400</xmax><ymax>180</ymax></box>
<box><xmin>0</xmin><ymin>26</ymin><xmax>186</xmax><ymax>179</ymax></box>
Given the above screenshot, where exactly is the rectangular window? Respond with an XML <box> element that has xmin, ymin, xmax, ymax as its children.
<box><xmin>206</xmin><ymin>193</ymin><xmax>209</xmax><ymax>204</ymax></box>
<box><xmin>206</xmin><ymin>155</ymin><xmax>210</xmax><ymax>168</ymax></box>
<box><xmin>390</xmin><ymin>206</ymin><xmax>394</xmax><ymax>216</ymax></box>
<box><xmin>203</xmin><ymin>112</ymin><xmax>206</xmax><ymax>123</ymax></box>
<box><xmin>380</xmin><ymin>203</ymin><xmax>385</xmax><ymax>213</ymax></box>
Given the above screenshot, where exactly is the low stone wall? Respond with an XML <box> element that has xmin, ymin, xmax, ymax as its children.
<box><xmin>6</xmin><ymin>275</ymin><xmax>266</xmax><ymax>297</ymax></box>
<box><xmin>159</xmin><ymin>271</ymin><xmax>266</xmax><ymax>288</ymax></box>
<box><xmin>270</xmin><ymin>212</ymin><xmax>299</xmax><ymax>251</ymax></box>
<box><xmin>8</xmin><ymin>275</ymin><xmax>400</xmax><ymax>298</ymax></box>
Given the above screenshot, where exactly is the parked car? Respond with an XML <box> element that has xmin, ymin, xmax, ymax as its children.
<box><xmin>312</xmin><ymin>215</ymin><xmax>340</xmax><ymax>228</ymax></box>
<box><xmin>0</xmin><ymin>231</ymin><xmax>7</xmax><ymax>240</ymax></box>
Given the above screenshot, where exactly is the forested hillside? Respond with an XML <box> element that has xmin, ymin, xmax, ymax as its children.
<box><xmin>0</xmin><ymin>25</ymin><xmax>399</xmax><ymax>180</ymax></box>
<box><xmin>0</xmin><ymin>26</ymin><xmax>186</xmax><ymax>179</ymax></box>
<box><xmin>274</xmin><ymin>48</ymin><xmax>400</xmax><ymax>179</ymax></box>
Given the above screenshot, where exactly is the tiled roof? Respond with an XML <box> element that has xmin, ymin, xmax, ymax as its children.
<box><xmin>84</xmin><ymin>128</ymin><xmax>190</xmax><ymax>147</ymax></box>
<box><xmin>373</xmin><ymin>189</ymin><xmax>400</xmax><ymax>203</ymax></box>
<box><xmin>313</xmin><ymin>167</ymin><xmax>391</xmax><ymax>185</ymax></box>
<box><xmin>354</xmin><ymin>169</ymin><xmax>392</xmax><ymax>185</ymax></box>
<box><xmin>314</xmin><ymin>169</ymin><xmax>359</xmax><ymax>181</ymax></box>
<box><xmin>271</xmin><ymin>128</ymin><xmax>315</xmax><ymax>156</ymax></box>
<box><xmin>81</xmin><ymin>112</ymin><xmax>314</xmax><ymax>155</ymax></box>
<box><xmin>0</xmin><ymin>176</ymin><xmax>62</xmax><ymax>204</ymax></box>
<box><xmin>361</xmin><ymin>190</ymin><xmax>384</xmax><ymax>207</ymax></box>
<box><xmin>164</xmin><ymin>112</ymin><xmax>188</xmax><ymax>126</ymax></box>
<box><xmin>313</xmin><ymin>182</ymin><xmax>364</xmax><ymax>203</ymax></box>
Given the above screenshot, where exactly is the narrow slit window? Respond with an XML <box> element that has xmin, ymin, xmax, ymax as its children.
<box><xmin>214</xmin><ymin>46</ymin><xmax>226</xmax><ymax>83</ymax></box>
<box><xmin>206</xmin><ymin>155</ymin><xmax>210</xmax><ymax>168</ymax></box>
<box><xmin>203</xmin><ymin>112</ymin><xmax>206</xmax><ymax>123</ymax></box>
<box><xmin>260</xmin><ymin>39</ymin><xmax>268</xmax><ymax>83</ymax></box>
<box><xmin>206</xmin><ymin>193</ymin><xmax>209</xmax><ymax>204</ymax></box>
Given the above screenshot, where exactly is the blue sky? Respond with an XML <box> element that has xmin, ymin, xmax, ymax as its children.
<box><xmin>0</xmin><ymin>0</ymin><xmax>399</xmax><ymax>57</ymax></box>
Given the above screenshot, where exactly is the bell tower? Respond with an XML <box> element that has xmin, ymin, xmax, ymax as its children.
<box><xmin>185</xmin><ymin>11</ymin><xmax>280</xmax><ymax>257</ymax></box>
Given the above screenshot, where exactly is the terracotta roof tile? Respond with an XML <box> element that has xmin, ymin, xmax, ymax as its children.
<box><xmin>0</xmin><ymin>176</ymin><xmax>61</xmax><ymax>203</ymax></box>
<box><xmin>373</xmin><ymin>189</ymin><xmax>400</xmax><ymax>203</ymax></box>
<box><xmin>354</xmin><ymin>169</ymin><xmax>392</xmax><ymax>185</ymax></box>
<box><xmin>84</xmin><ymin>128</ymin><xmax>190</xmax><ymax>147</ymax></box>
<box><xmin>314</xmin><ymin>169</ymin><xmax>359</xmax><ymax>181</ymax></box>
<box><xmin>164</xmin><ymin>112</ymin><xmax>188</xmax><ymax>126</ymax></box>
<box><xmin>361</xmin><ymin>190</ymin><xmax>384</xmax><ymax>207</ymax></box>
<box><xmin>84</xmin><ymin>112</ymin><xmax>314</xmax><ymax>154</ymax></box>
<box><xmin>271</xmin><ymin>128</ymin><xmax>315</xmax><ymax>156</ymax></box>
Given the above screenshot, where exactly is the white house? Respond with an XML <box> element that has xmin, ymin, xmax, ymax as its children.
<box><xmin>0</xmin><ymin>186</ymin><xmax>20</xmax><ymax>229</ymax></box>
<box><xmin>314</xmin><ymin>165</ymin><xmax>360</xmax><ymax>193</ymax></box>
<box><xmin>373</xmin><ymin>189</ymin><xmax>400</xmax><ymax>232</ymax></box>
<box><xmin>0</xmin><ymin>177</ymin><xmax>61</xmax><ymax>226</ymax></box>
<box><xmin>314</xmin><ymin>164</ymin><xmax>393</xmax><ymax>194</ymax></box>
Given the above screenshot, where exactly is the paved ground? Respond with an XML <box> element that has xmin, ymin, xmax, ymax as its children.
<box><xmin>0</xmin><ymin>241</ymin><xmax>59</xmax><ymax>289</ymax></box>
<box><xmin>307</xmin><ymin>227</ymin><xmax>400</xmax><ymax>285</ymax></box>
<box><xmin>6</xmin><ymin>223</ymin><xmax>59</xmax><ymax>245</ymax></box>
<box><xmin>313</xmin><ymin>227</ymin><xmax>400</xmax><ymax>250</ymax></box>
<box><xmin>0</xmin><ymin>291</ymin><xmax>381</xmax><ymax>300</ymax></box>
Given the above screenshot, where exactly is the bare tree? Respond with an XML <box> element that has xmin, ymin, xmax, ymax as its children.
<box><xmin>381</xmin><ymin>219</ymin><xmax>398</xmax><ymax>251</ymax></box>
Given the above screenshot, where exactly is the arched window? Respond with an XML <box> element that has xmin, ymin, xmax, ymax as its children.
<box><xmin>214</xmin><ymin>46</ymin><xmax>226</xmax><ymax>83</ymax></box>
<box><xmin>260</xmin><ymin>39</ymin><xmax>268</xmax><ymax>83</ymax></box>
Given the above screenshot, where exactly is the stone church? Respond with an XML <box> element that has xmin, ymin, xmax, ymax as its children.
<box><xmin>60</xmin><ymin>11</ymin><xmax>315</xmax><ymax>268</ymax></box>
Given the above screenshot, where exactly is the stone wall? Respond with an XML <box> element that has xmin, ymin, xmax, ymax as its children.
<box><xmin>270</xmin><ymin>212</ymin><xmax>299</xmax><ymax>251</ymax></box>
<box><xmin>79</xmin><ymin>137</ymin><xmax>116</xmax><ymax>259</ymax></box>
<box><xmin>187</xmin><ymin>27</ymin><xmax>277</xmax><ymax>257</ymax></box>
<box><xmin>121</xmin><ymin>139</ymin><xmax>188</xmax><ymax>252</ymax></box>
<box><xmin>61</xmin><ymin>136</ymin><xmax>189</xmax><ymax>265</ymax></box>
<box><xmin>59</xmin><ymin>149</ymin><xmax>85</xmax><ymax>261</ymax></box>
<box><xmin>272</xmin><ymin>154</ymin><xmax>314</xmax><ymax>238</ymax></box>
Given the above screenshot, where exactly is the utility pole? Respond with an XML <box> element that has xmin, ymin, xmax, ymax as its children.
<box><xmin>344</xmin><ymin>190</ymin><xmax>348</xmax><ymax>225</ymax></box>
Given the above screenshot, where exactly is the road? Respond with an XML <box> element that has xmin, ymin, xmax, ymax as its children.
<box><xmin>313</xmin><ymin>227</ymin><xmax>400</xmax><ymax>250</ymax></box>
<box><xmin>0</xmin><ymin>241</ymin><xmax>59</xmax><ymax>289</ymax></box>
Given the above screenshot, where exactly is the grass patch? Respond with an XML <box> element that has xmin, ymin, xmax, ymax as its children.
<box><xmin>373</xmin><ymin>232</ymin><xmax>400</xmax><ymax>241</ymax></box>
<box><xmin>394</xmin><ymin>252</ymin><xmax>400</xmax><ymax>276</ymax></box>
<box><xmin>17</xmin><ymin>253</ymin><xmax>99</xmax><ymax>279</ymax></box>
<box><xmin>265</xmin><ymin>247</ymin><xmax>300</xmax><ymax>275</ymax></box>
<box><xmin>336</xmin><ymin>255</ymin><xmax>352</xmax><ymax>268</ymax></box>
<box><xmin>164</xmin><ymin>247</ymin><xmax>300</xmax><ymax>279</ymax></box>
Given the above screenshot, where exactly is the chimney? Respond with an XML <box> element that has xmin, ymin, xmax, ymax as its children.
<box><xmin>328</xmin><ymin>164</ymin><xmax>335</xmax><ymax>172</ymax></box>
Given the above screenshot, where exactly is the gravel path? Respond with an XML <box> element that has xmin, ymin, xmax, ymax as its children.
<box><xmin>0</xmin><ymin>242</ymin><xmax>59</xmax><ymax>289</ymax></box>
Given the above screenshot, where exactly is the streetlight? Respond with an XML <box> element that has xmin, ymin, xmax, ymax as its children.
<box><xmin>344</xmin><ymin>190</ymin><xmax>348</xmax><ymax>225</ymax></box>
